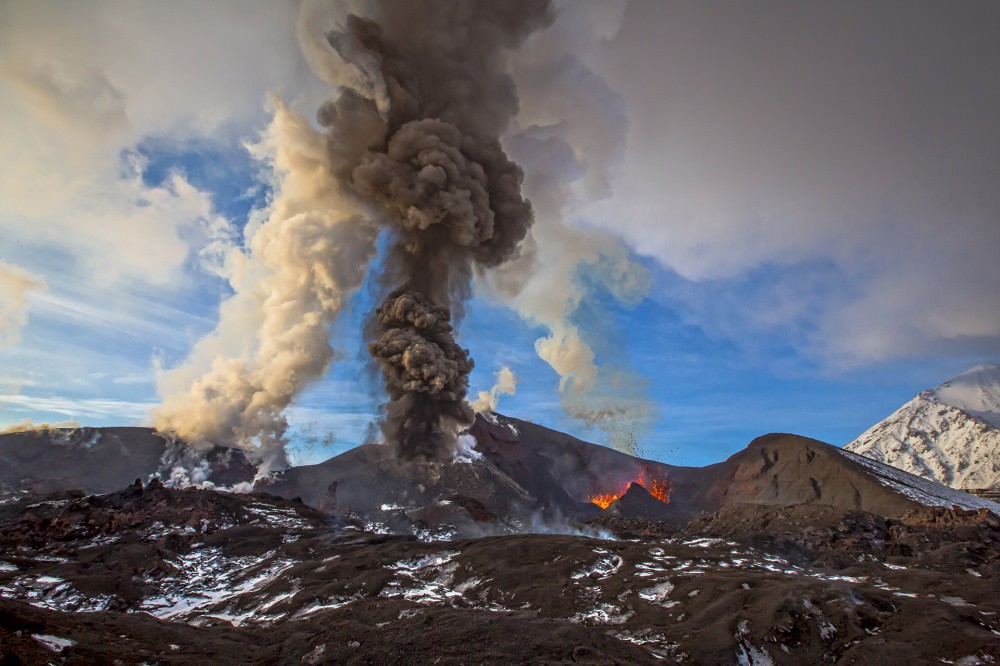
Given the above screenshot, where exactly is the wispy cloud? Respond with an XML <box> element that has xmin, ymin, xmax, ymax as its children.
<box><xmin>0</xmin><ymin>393</ymin><xmax>155</xmax><ymax>421</ymax></box>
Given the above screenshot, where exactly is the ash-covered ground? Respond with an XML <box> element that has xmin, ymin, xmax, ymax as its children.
<box><xmin>1</xmin><ymin>414</ymin><xmax>999</xmax><ymax>664</ymax></box>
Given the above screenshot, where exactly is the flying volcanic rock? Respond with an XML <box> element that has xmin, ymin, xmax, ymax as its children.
<box><xmin>317</xmin><ymin>0</ymin><xmax>552</xmax><ymax>460</ymax></box>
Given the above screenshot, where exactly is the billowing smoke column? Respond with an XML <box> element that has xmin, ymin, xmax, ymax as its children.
<box><xmin>152</xmin><ymin>98</ymin><xmax>379</xmax><ymax>473</ymax></box>
<box><xmin>318</xmin><ymin>1</ymin><xmax>553</xmax><ymax>460</ymax></box>
<box><xmin>368</xmin><ymin>291</ymin><xmax>473</xmax><ymax>460</ymax></box>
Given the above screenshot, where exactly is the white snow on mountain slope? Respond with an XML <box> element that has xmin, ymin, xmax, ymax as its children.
<box><xmin>839</xmin><ymin>449</ymin><xmax>1000</xmax><ymax>516</ymax></box>
<box><xmin>844</xmin><ymin>364</ymin><xmax>1000</xmax><ymax>490</ymax></box>
<box><xmin>931</xmin><ymin>364</ymin><xmax>1000</xmax><ymax>429</ymax></box>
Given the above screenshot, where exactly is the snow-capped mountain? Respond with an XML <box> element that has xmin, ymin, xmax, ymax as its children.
<box><xmin>845</xmin><ymin>364</ymin><xmax>1000</xmax><ymax>489</ymax></box>
<box><xmin>932</xmin><ymin>364</ymin><xmax>1000</xmax><ymax>429</ymax></box>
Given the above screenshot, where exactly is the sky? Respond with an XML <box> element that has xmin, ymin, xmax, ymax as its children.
<box><xmin>0</xmin><ymin>0</ymin><xmax>998</xmax><ymax>467</ymax></box>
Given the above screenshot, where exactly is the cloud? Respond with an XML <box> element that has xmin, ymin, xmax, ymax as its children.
<box><xmin>0</xmin><ymin>0</ymin><xmax>320</xmax><ymax>320</ymax></box>
<box><xmin>576</xmin><ymin>2</ymin><xmax>1000</xmax><ymax>366</ymax></box>
<box><xmin>0</xmin><ymin>393</ymin><xmax>155</xmax><ymax>421</ymax></box>
<box><xmin>472</xmin><ymin>0</ymin><xmax>657</xmax><ymax>449</ymax></box>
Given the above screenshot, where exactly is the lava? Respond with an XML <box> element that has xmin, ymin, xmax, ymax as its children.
<box><xmin>588</xmin><ymin>466</ymin><xmax>671</xmax><ymax>509</ymax></box>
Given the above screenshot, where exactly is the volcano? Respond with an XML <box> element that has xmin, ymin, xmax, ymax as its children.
<box><xmin>3</xmin><ymin>413</ymin><xmax>996</xmax><ymax>529</ymax></box>
<box><xmin>1</xmin><ymin>415</ymin><xmax>998</xmax><ymax>664</ymax></box>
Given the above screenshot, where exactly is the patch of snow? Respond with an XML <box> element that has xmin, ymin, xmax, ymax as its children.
<box><xmin>735</xmin><ymin>620</ymin><xmax>774</xmax><ymax>666</ymax></box>
<box><xmin>31</xmin><ymin>634</ymin><xmax>76</xmax><ymax>652</ymax></box>
<box><xmin>571</xmin><ymin>602</ymin><xmax>634</xmax><ymax>625</ymax></box>
<box><xmin>393</xmin><ymin>552</ymin><xmax>458</xmax><ymax>572</ymax></box>
<box><xmin>140</xmin><ymin>548</ymin><xmax>294</xmax><ymax>621</ymax></box>
<box><xmin>245</xmin><ymin>503</ymin><xmax>309</xmax><ymax>529</ymax></box>
<box><xmin>638</xmin><ymin>581</ymin><xmax>675</xmax><ymax>606</ymax></box>
<box><xmin>571</xmin><ymin>552</ymin><xmax>624</xmax><ymax>580</ymax></box>
<box><xmin>840</xmin><ymin>449</ymin><xmax>1000</xmax><ymax>515</ymax></box>
<box><xmin>1</xmin><ymin>576</ymin><xmax>110</xmax><ymax>612</ymax></box>
<box><xmin>819</xmin><ymin>622</ymin><xmax>837</xmax><ymax>640</ymax></box>
<box><xmin>932</xmin><ymin>364</ymin><xmax>1000</xmax><ymax>429</ymax></box>
<box><xmin>295</xmin><ymin>595</ymin><xmax>360</xmax><ymax>617</ymax></box>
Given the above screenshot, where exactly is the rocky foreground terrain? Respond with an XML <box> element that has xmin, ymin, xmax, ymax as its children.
<box><xmin>1</xmin><ymin>414</ymin><xmax>999</xmax><ymax>664</ymax></box>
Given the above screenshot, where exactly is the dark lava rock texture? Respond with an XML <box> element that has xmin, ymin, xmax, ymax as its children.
<box><xmin>1</xmin><ymin>414</ymin><xmax>999</xmax><ymax>664</ymax></box>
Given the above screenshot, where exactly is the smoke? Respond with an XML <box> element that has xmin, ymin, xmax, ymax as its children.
<box><xmin>310</xmin><ymin>0</ymin><xmax>552</xmax><ymax>460</ymax></box>
<box><xmin>367</xmin><ymin>290</ymin><xmax>474</xmax><ymax>459</ymax></box>
<box><xmin>152</xmin><ymin>97</ymin><xmax>378</xmax><ymax>472</ymax></box>
<box><xmin>471</xmin><ymin>366</ymin><xmax>518</xmax><ymax>414</ymax></box>
<box><xmin>0</xmin><ymin>418</ymin><xmax>81</xmax><ymax>435</ymax></box>
<box><xmin>153</xmin><ymin>0</ymin><xmax>647</xmax><ymax>466</ymax></box>
<box><xmin>0</xmin><ymin>261</ymin><xmax>44</xmax><ymax>351</ymax></box>
<box><xmin>477</xmin><ymin>2</ymin><xmax>657</xmax><ymax>453</ymax></box>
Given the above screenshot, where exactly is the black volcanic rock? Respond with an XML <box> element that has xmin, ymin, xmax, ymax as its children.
<box><xmin>6</xmin><ymin>418</ymin><xmax>998</xmax><ymax>537</ymax></box>
<box><xmin>469</xmin><ymin>416</ymin><xmax>999</xmax><ymax>525</ymax></box>
<box><xmin>604</xmin><ymin>482</ymin><xmax>671</xmax><ymax>520</ymax></box>
<box><xmin>262</xmin><ymin>441</ymin><xmax>539</xmax><ymax>537</ymax></box>
<box><xmin>0</xmin><ymin>427</ymin><xmax>257</xmax><ymax>495</ymax></box>
<box><xmin>0</xmin><ymin>485</ymin><xmax>998</xmax><ymax>664</ymax></box>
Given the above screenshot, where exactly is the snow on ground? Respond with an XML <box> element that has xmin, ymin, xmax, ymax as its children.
<box><xmin>0</xmin><ymin>575</ymin><xmax>110</xmax><ymax>613</ymax></box>
<box><xmin>31</xmin><ymin>634</ymin><xmax>77</xmax><ymax>652</ymax></box>
<box><xmin>140</xmin><ymin>548</ymin><xmax>294</xmax><ymax>622</ymax></box>
<box><xmin>840</xmin><ymin>449</ymin><xmax>1000</xmax><ymax>515</ymax></box>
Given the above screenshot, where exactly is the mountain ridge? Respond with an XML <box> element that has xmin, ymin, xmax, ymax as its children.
<box><xmin>845</xmin><ymin>364</ymin><xmax>1000</xmax><ymax>489</ymax></box>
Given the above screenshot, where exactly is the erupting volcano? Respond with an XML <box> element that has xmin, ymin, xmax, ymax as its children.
<box><xmin>588</xmin><ymin>465</ymin><xmax>671</xmax><ymax>509</ymax></box>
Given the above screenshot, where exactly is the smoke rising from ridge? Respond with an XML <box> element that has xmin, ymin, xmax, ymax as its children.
<box><xmin>152</xmin><ymin>97</ymin><xmax>377</xmax><ymax>471</ymax></box>
<box><xmin>153</xmin><ymin>0</ymin><xmax>655</xmax><ymax>465</ymax></box>
<box><xmin>478</xmin><ymin>2</ymin><xmax>657</xmax><ymax>453</ymax></box>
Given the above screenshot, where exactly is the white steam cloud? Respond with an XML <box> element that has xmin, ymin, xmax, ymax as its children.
<box><xmin>471</xmin><ymin>366</ymin><xmax>518</xmax><ymax>414</ymax></box>
<box><xmin>151</xmin><ymin>97</ymin><xmax>377</xmax><ymax>471</ymax></box>
<box><xmin>479</xmin><ymin>1</ymin><xmax>657</xmax><ymax>453</ymax></box>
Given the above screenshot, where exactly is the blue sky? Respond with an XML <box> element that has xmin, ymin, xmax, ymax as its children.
<box><xmin>1</xmin><ymin>1</ymin><xmax>997</xmax><ymax>469</ymax></box>
<box><xmin>1</xmin><ymin>133</ymin><xmax>989</xmax><ymax>467</ymax></box>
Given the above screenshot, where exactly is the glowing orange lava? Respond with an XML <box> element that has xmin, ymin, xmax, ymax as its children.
<box><xmin>588</xmin><ymin>466</ymin><xmax>670</xmax><ymax>509</ymax></box>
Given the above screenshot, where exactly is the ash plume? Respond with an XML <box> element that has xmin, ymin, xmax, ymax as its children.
<box><xmin>315</xmin><ymin>0</ymin><xmax>552</xmax><ymax>460</ymax></box>
<box><xmin>368</xmin><ymin>291</ymin><xmax>474</xmax><ymax>460</ymax></box>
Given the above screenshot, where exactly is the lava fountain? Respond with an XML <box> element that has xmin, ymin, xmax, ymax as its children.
<box><xmin>588</xmin><ymin>465</ymin><xmax>671</xmax><ymax>509</ymax></box>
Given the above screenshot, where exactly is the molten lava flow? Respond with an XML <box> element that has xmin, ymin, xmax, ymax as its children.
<box><xmin>588</xmin><ymin>465</ymin><xmax>671</xmax><ymax>509</ymax></box>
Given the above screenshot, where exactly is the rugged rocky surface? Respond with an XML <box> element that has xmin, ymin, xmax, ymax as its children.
<box><xmin>2</xmin><ymin>416</ymin><xmax>999</xmax><ymax>663</ymax></box>
<box><xmin>0</xmin><ymin>427</ymin><xmax>257</xmax><ymax>498</ymax></box>
<box><xmin>1</xmin><ymin>482</ymin><xmax>998</xmax><ymax>665</ymax></box>
<box><xmin>846</xmin><ymin>363</ymin><xmax>1000</xmax><ymax>489</ymax></box>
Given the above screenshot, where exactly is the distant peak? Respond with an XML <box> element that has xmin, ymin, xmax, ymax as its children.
<box><xmin>929</xmin><ymin>362</ymin><xmax>1000</xmax><ymax>430</ymax></box>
